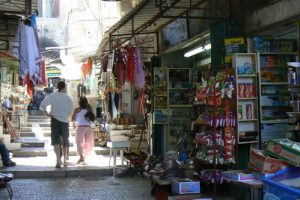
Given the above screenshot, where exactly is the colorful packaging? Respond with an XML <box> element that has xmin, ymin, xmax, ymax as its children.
<box><xmin>266</xmin><ymin>139</ymin><xmax>300</xmax><ymax>167</ymax></box>
<box><xmin>171</xmin><ymin>179</ymin><xmax>200</xmax><ymax>194</ymax></box>
<box><xmin>249</xmin><ymin>149</ymin><xmax>288</xmax><ymax>174</ymax></box>
<box><xmin>222</xmin><ymin>170</ymin><xmax>254</xmax><ymax>181</ymax></box>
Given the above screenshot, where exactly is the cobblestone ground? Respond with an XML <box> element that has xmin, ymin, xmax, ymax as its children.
<box><xmin>0</xmin><ymin>176</ymin><xmax>154</xmax><ymax>200</ymax></box>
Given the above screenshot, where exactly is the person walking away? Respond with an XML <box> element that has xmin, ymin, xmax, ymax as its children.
<box><xmin>39</xmin><ymin>81</ymin><xmax>73</xmax><ymax>168</ymax></box>
<box><xmin>71</xmin><ymin>96</ymin><xmax>94</xmax><ymax>165</ymax></box>
<box><xmin>0</xmin><ymin>137</ymin><xmax>16</xmax><ymax>167</ymax></box>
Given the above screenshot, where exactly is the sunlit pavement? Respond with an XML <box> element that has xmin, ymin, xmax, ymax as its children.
<box><xmin>0</xmin><ymin>152</ymin><xmax>128</xmax><ymax>178</ymax></box>
<box><xmin>0</xmin><ymin>176</ymin><xmax>154</xmax><ymax>200</ymax></box>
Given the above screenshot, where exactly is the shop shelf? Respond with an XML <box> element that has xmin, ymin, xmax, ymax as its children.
<box><xmin>238</xmin><ymin>140</ymin><xmax>259</xmax><ymax>144</ymax></box>
<box><xmin>238</xmin><ymin>97</ymin><xmax>257</xmax><ymax>100</ymax></box>
<box><xmin>260</xmin><ymin>82</ymin><xmax>288</xmax><ymax>85</ymax></box>
<box><xmin>261</xmin><ymin>119</ymin><xmax>288</xmax><ymax>124</ymax></box>
<box><xmin>238</xmin><ymin>119</ymin><xmax>258</xmax><ymax>122</ymax></box>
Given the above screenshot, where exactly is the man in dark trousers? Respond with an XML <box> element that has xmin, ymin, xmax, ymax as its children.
<box><xmin>40</xmin><ymin>81</ymin><xmax>73</xmax><ymax>168</ymax></box>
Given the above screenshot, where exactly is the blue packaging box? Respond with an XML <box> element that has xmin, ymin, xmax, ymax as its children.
<box><xmin>171</xmin><ymin>179</ymin><xmax>200</xmax><ymax>195</ymax></box>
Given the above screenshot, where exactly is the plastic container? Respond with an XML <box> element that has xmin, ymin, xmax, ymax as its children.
<box><xmin>263</xmin><ymin>167</ymin><xmax>300</xmax><ymax>200</ymax></box>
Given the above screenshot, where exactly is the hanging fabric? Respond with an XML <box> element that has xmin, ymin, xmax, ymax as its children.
<box><xmin>24</xmin><ymin>73</ymin><xmax>33</xmax><ymax>97</ymax></box>
<box><xmin>81</xmin><ymin>63</ymin><xmax>87</xmax><ymax>80</ymax></box>
<box><xmin>30</xmin><ymin>13</ymin><xmax>43</xmax><ymax>84</ymax></box>
<box><xmin>12</xmin><ymin>14</ymin><xmax>42</xmax><ymax>85</ymax></box>
<box><xmin>41</xmin><ymin>58</ymin><xmax>47</xmax><ymax>86</ymax></box>
<box><xmin>12</xmin><ymin>22</ymin><xmax>29</xmax><ymax>81</ymax></box>
<box><xmin>116</xmin><ymin>49</ymin><xmax>125</xmax><ymax>87</ymax></box>
<box><xmin>26</xmin><ymin>24</ymin><xmax>41</xmax><ymax>81</ymax></box>
<box><xmin>134</xmin><ymin>36</ymin><xmax>145</xmax><ymax>90</ymax></box>
<box><xmin>86</xmin><ymin>57</ymin><xmax>93</xmax><ymax>75</ymax></box>
<box><xmin>125</xmin><ymin>45</ymin><xmax>135</xmax><ymax>84</ymax></box>
<box><xmin>101</xmin><ymin>54</ymin><xmax>108</xmax><ymax>72</ymax></box>
<box><xmin>112</xmin><ymin>39</ymin><xmax>125</xmax><ymax>88</ymax></box>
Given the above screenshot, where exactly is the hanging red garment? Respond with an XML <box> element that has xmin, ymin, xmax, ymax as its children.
<box><xmin>124</xmin><ymin>45</ymin><xmax>135</xmax><ymax>84</ymax></box>
<box><xmin>41</xmin><ymin>58</ymin><xmax>47</xmax><ymax>86</ymax></box>
<box><xmin>81</xmin><ymin>63</ymin><xmax>87</xmax><ymax>80</ymax></box>
<box><xmin>116</xmin><ymin>50</ymin><xmax>125</xmax><ymax>87</ymax></box>
<box><xmin>86</xmin><ymin>57</ymin><xmax>93</xmax><ymax>75</ymax></box>
<box><xmin>25</xmin><ymin>73</ymin><xmax>33</xmax><ymax>97</ymax></box>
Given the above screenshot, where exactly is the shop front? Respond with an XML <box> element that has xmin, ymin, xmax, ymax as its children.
<box><xmin>93</xmin><ymin>0</ymin><xmax>300</xmax><ymax>199</ymax></box>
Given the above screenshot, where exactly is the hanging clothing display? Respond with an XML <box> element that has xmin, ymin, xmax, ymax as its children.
<box><xmin>101</xmin><ymin>54</ymin><xmax>108</xmax><ymax>72</ymax></box>
<box><xmin>25</xmin><ymin>73</ymin><xmax>33</xmax><ymax>97</ymax></box>
<box><xmin>12</xmin><ymin>22</ymin><xmax>28</xmax><ymax>80</ymax></box>
<box><xmin>86</xmin><ymin>57</ymin><xmax>93</xmax><ymax>75</ymax></box>
<box><xmin>12</xmin><ymin>16</ymin><xmax>42</xmax><ymax>85</ymax></box>
<box><xmin>124</xmin><ymin>45</ymin><xmax>135</xmax><ymax>84</ymax></box>
<box><xmin>41</xmin><ymin>59</ymin><xmax>47</xmax><ymax>86</ymax></box>
<box><xmin>81</xmin><ymin>57</ymin><xmax>93</xmax><ymax>81</ymax></box>
<box><xmin>115</xmin><ymin>49</ymin><xmax>126</xmax><ymax>87</ymax></box>
<box><xmin>30</xmin><ymin>14</ymin><xmax>43</xmax><ymax>84</ymax></box>
<box><xmin>81</xmin><ymin>63</ymin><xmax>88</xmax><ymax>80</ymax></box>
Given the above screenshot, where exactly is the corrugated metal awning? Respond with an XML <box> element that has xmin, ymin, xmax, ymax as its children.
<box><xmin>0</xmin><ymin>0</ymin><xmax>38</xmax><ymax>50</ymax></box>
<box><xmin>97</xmin><ymin>0</ymin><xmax>228</xmax><ymax>56</ymax></box>
<box><xmin>0</xmin><ymin>0</ymin><xmax>38</xmax><ymax>15</ymax></box>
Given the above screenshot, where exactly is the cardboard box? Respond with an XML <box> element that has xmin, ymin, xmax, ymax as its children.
<box><xmin>222</xmin><ymin>170</ymin><xmax>254</xmax><ymax>181</ymax></box>
<box><xmin>171</xmin><ymin>179</ymin><xmax>200</xmax><ymax>194</ymax></box>
<box><xmin>249</xmin><ymin>149</ymin><xmax>287</xmax><ymax>173</ymax></box>
<box><xmin>266</xmin><ymin>139</ymin><xmax>300</xmax><ymax>167</ymax></box>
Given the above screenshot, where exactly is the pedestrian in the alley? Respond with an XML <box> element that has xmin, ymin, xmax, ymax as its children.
<box><xmin>0</xmin><ymin>137</ymin><xmax>16</xmax><ymax>167</ymax></box>
<box><xmin>39</xmin><ymin>81</ymin><xmax>73</xmax><ymax>168</ymax></box>
<box><xmin>71</xmin><ymin>96</ymin><xmax>95</xmax><ymax>165</ymax></box>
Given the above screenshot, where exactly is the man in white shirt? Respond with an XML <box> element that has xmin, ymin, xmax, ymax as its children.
<box><xmin>40</xmin><ymin>81</ymin><xmax>73</xmax><ymax>168</ymax></box>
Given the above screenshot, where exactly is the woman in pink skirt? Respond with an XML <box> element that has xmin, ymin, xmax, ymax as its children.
<box><xmin>71</xmin><ymin>96</ymin><xmax>94</xmax><ymax>165</ymax></box>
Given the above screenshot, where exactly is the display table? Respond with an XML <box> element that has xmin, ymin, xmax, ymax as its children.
<box><xmin>107</xmin><ymin>141</ymin><xmax>130</xmax><ymax>167</ymax></box>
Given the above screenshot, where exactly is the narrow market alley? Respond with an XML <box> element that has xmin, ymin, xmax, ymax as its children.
<box><xmin>2</xmin><ymin>0</ymin><xmax>300</xmax><ymax>200</ymax></box>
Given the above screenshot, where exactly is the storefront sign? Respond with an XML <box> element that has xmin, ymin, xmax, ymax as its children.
<box><xmin>224</xmin><ymin>37</ymin><xmax>246</xmax><ymax>63</ymax></box>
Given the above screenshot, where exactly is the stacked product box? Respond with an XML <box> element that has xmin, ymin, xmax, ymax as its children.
<box><xmin>171</xmin><ymin>179</ymin><xmax>200</xmax><ymax>195</ymax></box>
<box><xmin>249</xmin><ymin>149</ymin><xmax>288</xmax><ymax>174</ymax></box>
<box><xmin>266</xmin><ymin>139</ymin><xmax>300</xmax><ymax>167</ymax></box>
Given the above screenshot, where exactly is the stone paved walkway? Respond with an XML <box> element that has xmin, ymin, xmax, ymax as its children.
<box><xmin>0</xmin><ymin>176</ymin><xmax>154</xmax><ymax>200</ymax></box>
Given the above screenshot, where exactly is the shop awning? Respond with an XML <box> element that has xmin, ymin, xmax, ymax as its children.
<box><xmin>0</xmin><ymin>0</ymin><xmax>38</xmax><ymax>50</ymax></box>
<box><xmin>0</xmin><ymin>0</ymin><xmax>38</xmax><ymax>15</ymax></box>
<box><xmin>97</xmin><ymin>0</ymin><xmax>228</xmax><ymax>57</ymax></box>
